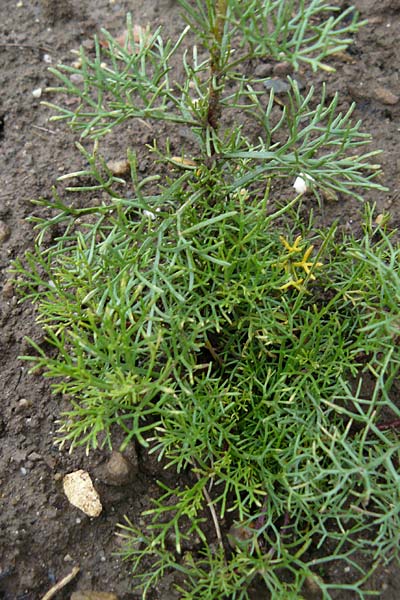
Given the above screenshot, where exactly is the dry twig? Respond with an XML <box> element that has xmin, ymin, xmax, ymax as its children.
<box><xmin>40</xmin><ymin>565</ymin><xmax>80</xmax><ymax>600</ymax></box>
<box><xmin>192</xmin><ymin>461</ymin><xmax>226</xmax><ymax>562</ymax></box>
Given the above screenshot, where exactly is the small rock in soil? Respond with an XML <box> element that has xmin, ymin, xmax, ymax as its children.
<box><xmin>374</xmin><ymin>86</ymin><xmax>399</xmax><ymax>105</ymax></box>
<box><xmin>0</xmin><ymin>221</ymin><xmax>11</xmax><ymax>243</ymax></box>
<box><xmin>64</xmin><ymin>553</ymin><xmax>73</xmax><ymax>562</ymax></box>
<box><xmin>27</xmin><ymin>451</ymin><xmax>42</xmax><ymax>462</ymax></box>
<box><xmin>72</xmin><ymin>58</ymin><xmax>83</xmax><ymax>70</ymax></box>
<box><xmin>18</xmin><ymin>397</ymin><xmax>29</xmax><ymax>406</ymax></box>
<box><xmin>63</xmin><ymin>470</ymin><xmax>102</xmax><ymax>517</ymax></box>
<box><xmin>70</xmin><ymin>73</ymin><xmax>84</xmax><ymax>84</ymax></box>
<box><xmin>70</xmin><ymin>592</ymin><xmax>119</xmax><ymax>600</ymax></box>
<box><xmin>82</xmin><ymin>39</ymin><xmax>95</xmax><ymax>51</ymax></box>
<box><xmin>273</xmin><ymin>61</ymin><xmax>294</xmax><ymax>76</ymax></box>
<box><xmin>106</xmin><ymin>159</ymin><xmax>130</xmax><ymax>176</ymax></box>
<box><xmin>2</xmin><ymin>280</ymin><xmax>14</xmax><ymax>299</ymax></box>
<box><xmin>254</xmin><ymin>63</ymin><xmax>273</xmax><ymax>78</ymax></box>
<box><xmin>263</xmin><ymin>78</ymin><xmax>290</xmax><ymax>94</ymax></box>
<box><xmin>97</xmin><ymin>450</ymin><xmax>138</xmax><ymax>486</ymax></box>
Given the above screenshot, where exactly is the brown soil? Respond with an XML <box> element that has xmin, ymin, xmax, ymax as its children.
<box><xmin>0</xmin><ymin>1</ymin><xmax>399</xmax><ymax>599</ymax></box>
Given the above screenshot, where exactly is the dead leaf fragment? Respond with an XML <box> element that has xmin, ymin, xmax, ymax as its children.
<box><xmin>332</xmin><ymin>50</ymin><xmax>355</xmax><ymax>64</ymax></box>
<box><xmin>170</xmin><ymin>156</ymin><xmax>197</xmax><ymax>169</ymax></box>
<box><xmin>63</xmin><ymin>470</ymin><xmax>102</xmax><ymax>517</ymax></box>
<box><xmin>40</xmin><ymin>566</ymin><xmax>80</xmax><ymax>600</ymax></box>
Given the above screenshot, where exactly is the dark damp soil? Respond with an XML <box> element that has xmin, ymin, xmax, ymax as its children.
<box><xmin>0</xmin><ymin>1</ymin><xmax>399</xmax><ymax>598</ymax></box>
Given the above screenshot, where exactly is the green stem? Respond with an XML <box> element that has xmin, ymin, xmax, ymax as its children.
<box><xmin>206</xmin><ymin>0</ymin><xmax>228</xmax><ymax>132</ymax></box>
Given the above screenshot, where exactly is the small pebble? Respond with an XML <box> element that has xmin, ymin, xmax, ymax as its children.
<box><xmin>70</xmin><ymin>73</ymin><xmax>84</xmax><ymax>84</ymax></box>
<box><xmin>32</xmin><ymin>87</ymin><xmax>42</xmax><ymax>99</ymax></box>
<box><xmin>374</xmin><ymin>86</ymin><xmax>399</xmax><ymax>105</ymax></box>
<box><xmin>254</xmin><ymin>62</ymin><xmax>273</xmax><ymax>79</ymax></box>
<box><xmin>106</xmin><ymin>159</ymin><xmax>130</xmax><ymax>176</ymax></box>
<box><xmin>63</xmin><ymin>470</ymin><xmax>102</xmax><ymax>517</ymax></box>
<box><xmin>273</xmin><ymin>61</ymin><xmax>293</xmax><ymax>77</ymax></box>
<box><xmin>63</xmin><ymin>553</ymin><xmax>73</xmax><ymax>562</ymax></box>
<box><xmin>27</xmin><ymin>452</ymin><xmax>42</xmax><ymax>462</ymax></box>
<box><xmin>100</xmin><ymin>450</ymin><xmax>137</xmax><ymax>486</ymax></box>
<box><xmin>82</xmin><ymin>39</ymin><xmax>95</xmax><ymax>50</ymax></box>
<box><xmin>43</xmin><ymin>53</ymin><xmax>52</xmax><ymax>64</ymax></box>
<box><xmin>16</xmin><ymin>398</ymin><xmax>31</xmax><ymax>411</ymax></box>
<box><xmin>2</xmin><ymin>280</ymin><xmax>14</xmax><ymax>299</ymax></box>
<box><xmin>72</xmin><ymin>58</ymin><xmax>83</xmax><ymax>69</ymax></box>
<box><xmin>263</xmin><ymin>78</ymin><xmax>290</xmax><ymax>94</ymax></box>
<box><xmin>20</xmin><ymin>467</ymin><xmax>27</xmax><ymax>476</ymax></box>
<box><xmin>0</xmin><ymin>221</ymin><xmax>11</xmax><ymax>243</ymax></box>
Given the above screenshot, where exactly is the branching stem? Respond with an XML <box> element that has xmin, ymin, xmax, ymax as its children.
<box><xmin>207</xmin><ymin>0</ymin><xmax>228</xmax><ymax>135</ymax></box>
<box><xmin>192</xmin><ymin>462</ymin><xmax>226</xmax><ymax>562</ymax></box>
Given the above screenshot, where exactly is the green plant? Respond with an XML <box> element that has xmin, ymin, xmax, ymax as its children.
<box><xmin>12</xmin><ymin>1</ymin><xmax>400</xmax><ymax>598</ymax></box>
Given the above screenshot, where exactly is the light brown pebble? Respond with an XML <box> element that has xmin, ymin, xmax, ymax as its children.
<box><xmin>106</xmin><ymin>159</ymin><xmax>130</xmax><ymax>176</ymax></box>
<box><xmin>70</xmin><ymin>592</ymin><xmax>119</xmax><ymax>600</ymax></box>
<box><xmin>70</xmin><ymin>73</ymin><xmax>84</xmax><ymax>84</ymax></box>
<box><xmin>0</xmin><ymin>221</ymin><xmax>11</xmax><ymax>243</ymax></box>
<box><xmin>273</xmin><ymin>61</ymin><xmax>293</xmax><ymax>77</ymax></box>
<box><xmin>2</xmin><ymin>280</ymin><xmax>14</xmax><ymax>299</ymax></box>
<box><xmin>374</xmin><ymin>86</ymin><xmax>399</xmax><ymax>105</ymax></box>
<box><xmin>16</xmin><ymin>398</ymin><xmax>32</xmax><ymax>412</ymax></box>
<box><xmin>72</xmin><ymin>58</ymin><xmax>83</xmax><ymax>69</ymax></box>
<box><xmin>101</xmin><ymin>450</ymin><xmax>137</xmax><ymax>486</ymax></box>
<box><xmin>63</xmin><ymin>553</ymin><xmax>73</xmax><ymax>562</ymax></box>
<box><xmin>63</xmin><ymin>470</ymin><xmax>102</xmax><ymax>517</ymax></box>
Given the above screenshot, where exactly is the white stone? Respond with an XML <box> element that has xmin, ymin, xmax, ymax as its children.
<box><xmin>63</xmin><ymin>470</ymin><xmax>102</xmax><ymax>517</ymax></box>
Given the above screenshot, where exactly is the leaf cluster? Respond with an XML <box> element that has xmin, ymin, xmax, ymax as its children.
<box><xmin>42</xmin><ymin>3</ymin><xmax>381</xmax><ymax>201</ymax></box>
<box><xmin>13</xmin><ymin>154</ymin><xmax>400</xmax><ymax>598</ymax></box>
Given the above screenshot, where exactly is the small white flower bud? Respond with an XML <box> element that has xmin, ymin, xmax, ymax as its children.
<box><xmin>143</xmin><ymin>209</ymin><xmax>156</xmax><ymax>220</ymax></box>
<box><xmin>293</xmin><ymin>172</ymin><xmax>315</xmax><ymax>195</ymax></box>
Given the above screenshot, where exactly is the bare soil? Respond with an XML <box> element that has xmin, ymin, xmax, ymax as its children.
<box><xmin>0</xmin><ymin>1</ymin><xmax>399</xmax><ymax>598</ymax></box>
